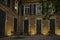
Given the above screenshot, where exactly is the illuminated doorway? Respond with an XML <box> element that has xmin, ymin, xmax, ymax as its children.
<box><xmin>0</xmin><ymin>9</ymin><xmax>6</xmax><ymax>36</ymax></box>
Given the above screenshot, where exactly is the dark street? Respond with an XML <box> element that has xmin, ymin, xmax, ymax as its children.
<box><xmin>0</xmin><ymin>35</ymin><xmax>60</xmax><ymax>40</ymax></box>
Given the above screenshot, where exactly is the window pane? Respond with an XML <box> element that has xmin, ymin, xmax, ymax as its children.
<box><xmin>25</xmin><ymin>7</ymin><xmax>30</xmax><ymax>15</ymax></box>
<box><xmin>36</xmin><ymin>4</ymin><xmax>42</xmax><ymax>15</ymax></box>
<box><xmin>24</xmin><ymin>5</ymin><xmax>31</xmax><ymax>16</ymax></box>
<box><xmin>33</xmin><ymin>4</ymin><xmax>36</xmax><ymax>15</ymax></box>
<box><xmin>37</xmin><ymin>7</ymin><xmax>42</xmax><ymax>15</ymax></box>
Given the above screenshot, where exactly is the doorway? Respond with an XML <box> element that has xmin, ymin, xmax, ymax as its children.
<box><xmin>36</xmin><ymin>20</ymin><xmax>41</xmax><ymax>34</ymax></box>
<box><xmin>0</xmin><ymin>9</ymin><xmax>6</xmax><ymax>36</ymax></box>
<box><xmin>14</xmin><ymin>18</ymin><xmax>17</xmax><ymax>35</ymax></box>
<box><xmin>24</xmin><ymin>20</ymin><xmax>29</xmax><ymax>35</ymax></box>
<box><xmin>49</xmin><ymin>19</ymin><xmax>55</xmax><ymax>35</ymax></box>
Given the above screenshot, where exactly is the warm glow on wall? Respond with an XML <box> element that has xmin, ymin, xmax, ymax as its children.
<box><xmin>5</xmin><ymin>25</ymin><xmax>13</xmax><ymax>36</ymax></box>
<box><xmin>30</xmin><ymin>29</ymin><xmax>36</xmax><ymax>35</ymax></box>
<box><xmin>7</xmin><ymin>32</ymin><xmax>12</xmax><ymax>36</ymax></box>
<box><xmin>5</xmin><ymin>15</ymin><xmax>14</xmax><ymax>36</ymax></box>
<box><xmin>29</xmin><ymin>26</ymin><xmax>36</xmax><ymax>35</ymax></box>
<box><xmin>42</xmin><ymin>27</ymin><xmax>49</xmax><ymax>35</ymax></box>
<box><xmin>55</xmin><ymin>29</ymin><xmax>60</xmax><ymax>35</ymax></box>
<box><xmin>6</xmin><ymin>28</ymin><xmax>12</xmax><ymax>36</ymax></box>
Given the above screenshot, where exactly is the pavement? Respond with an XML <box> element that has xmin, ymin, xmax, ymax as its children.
<box><xmin>0</xmin><ymin>35</ymin><xmax>60</xmax><ymax>40</ymax></box>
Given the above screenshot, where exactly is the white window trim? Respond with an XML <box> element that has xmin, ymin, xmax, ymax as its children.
<box><xmin>36</xmin><ymin>5</ymin><xmax>42</xmax><ymax>15</ymax></box>
<box><xmin>24</xmin><ymin>5</ymin><xmax>30</xmax><ymax>16</ymax></box>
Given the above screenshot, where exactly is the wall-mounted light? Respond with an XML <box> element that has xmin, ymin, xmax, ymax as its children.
<box><xmin>15</xmin><ymin>6</ymin><xmax>18</xmax><ymax>10</ymax></box>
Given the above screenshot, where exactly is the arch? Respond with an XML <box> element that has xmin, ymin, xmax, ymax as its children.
<box><xmin>0</xmin><ymin>3</ymin><xmax>18</xmax><ymax>18</ymax></box>
<box><xmin>0</xmin><ymin>3</ymin><xmax>18</xmax><ymax>36</ymax></box>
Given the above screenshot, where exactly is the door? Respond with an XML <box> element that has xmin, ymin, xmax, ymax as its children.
<box><xmin>24</xmin><ymin>20</ymin><xmax>29</xmax><ymax>35</ymax></box>
<box><xmin>14</xmin><ymin>18</ymin><xmax>17</xmax><ymax>35</ymax></box>
<box><xmin>49</xmin><ymin>19</ymin><xmax>55</xmax><ymax>35</ymax></box>
<box><xmin>0</xmin><ymin>9</ymin><xmax>6</xmax><ymax>36</ymax></box>
<box><xmin>37</xmin><ymin>20</ymin><xmax>41</xmax><ymax>34</ymax></box>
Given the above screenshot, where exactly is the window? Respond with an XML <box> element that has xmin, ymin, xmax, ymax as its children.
<box><xmin>29</xmin><ymin>4</ymin><xmax>36</xmax><ymax>15</ymax></box>
<box><xmin>7</xmin><ymin>0</ymin><xmax>10</xmax><ymax>7</ymax></box>
<box><xmin>20</xmin><ymin>5</ymin><xmax>24</xmax><ymax>16</ymax></box>
<box><xmin>36</xmin><ymin>4</ymin><xmax>42</xmax><ymax>15</ymax></box>
<box><xmin>33</xmin><ymin>4</ymin><xmax>36</xmax><ymax>15</ymax></box>
<box><xmin>36</xmin><ymin>19</ymin><xmax>41</xmax><ymax>34</ymax></box>
<box><xmin>24</xmin><ymin>20</ymin><xmax>29</xmax><ymax>35</ymax></box>
<box><xmin>24</xmin><ymin>5</ymin><xmax>30</xmax><ymax>16</ymax></box>
<box><xmin>20</xmin><ymin>5</ymin><xmax>31</xmax><ymax>16</ymax></box>
<box><xmin>29</xmin><ymin>4</ymin><xmax>32</xmax><ymax>15</ymax></box>
<box><xmin>20</xmin><ymin>4</ymin><xmax>43</xmax><ymax>16</ymax></box>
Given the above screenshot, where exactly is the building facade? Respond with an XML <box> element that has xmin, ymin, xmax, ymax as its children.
<box><xmin>0</xmin><ymin>0</ymin><xmax>60</xmax><ymax>36</ymax></box>
<box><xmin>0</xmin><ymin>0</ymin><xmax>18</xmax><ymax>36</ymax></box>
<box><xmin>18</xmin><ymin>0</ymin><xmax>60</xmax><ymax>36</ymax></box>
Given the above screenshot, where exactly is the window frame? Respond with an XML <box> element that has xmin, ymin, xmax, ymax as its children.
<box><xmin>36</xmin><ymin>4</ymin><xmax>42</xmax><ymax>15</ymax></box>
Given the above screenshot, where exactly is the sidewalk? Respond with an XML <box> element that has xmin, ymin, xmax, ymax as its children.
<box><xmin>0</xmin><ymin>35</ymin><xmax>60</xmax><ymax>40</ymax></box>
